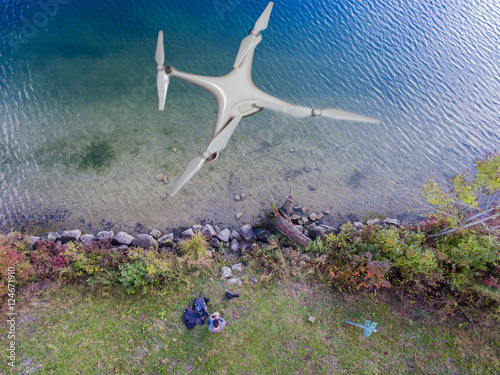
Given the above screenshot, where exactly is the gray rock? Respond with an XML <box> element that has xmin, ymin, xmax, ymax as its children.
<box><xmin>113</xmin><ymin>231</ymin><xmax>135</xmax><ymax>246</ymax></box>
<box><xmin>240</xmin><ymin>240</ymin><xmax>251</xmax><ymax>253</ymax></box>
<box><xmin>230</xmin><ymin>230</ymin><xmax>242</xmax><ymax>241</ymax></box>
<box><xmin>209</xmin><ymin>237</ymin><xmax>220</xmax><ymax>249</ymax></box>
<box><xmin>216</xmin><ymin>228</ymin><xmax>231</xmax><ymax>243</ymax></box>
<box><xmin>308</xmin><ymin>184</ymin><xmax>317</xmax><ymax>191</ymax></box>
<box><xmin>230</xmin><ymin>239</ymin><xmax>240</xmax><ymax>253</ymax></box>
<box><xmin>182</xmin><ymin>228</ymin><xmax>195</xmax><ymax>239</ymax></box>
<box><xmin>318</xmin><ymin>224</ymin><xmax>338</xmax><ymax>234</ymax></box>
<box><xmin>290</xmin><ymin>214</ymin><xmax>302</xmax><ymax>223</ymax></box>
<box><xmin>61</xmin><ymin>230</ymin><xmax>82</xmax><ymax>243</ymax></box>
<box><xmin>366</xmin><ymin>218</ymin><xmax>382</xmax><ymax>226</ymax></box>
<box><xmin>96</xmin><ymin>231</ymin><xmax>115</xmax><ymax>241</ymax></box>
<box><xmin>354</xmin><ymin>221</ymin><xmax>364</xmax><ymax>229</ymax></box>
<box><xmin>29</xmin><ymin>236</ymin><xmax>40</xmax><ymax>247</ymax></box>
<box><xmin>158</xmin><ymin>233</ymin><xmax>174</xmax><ymax>247</ymax></box>
<box><xmin>149</xmin><ymin>229</ymin><xmax>162</xmax><ymax>238</ymax></box>
<box><xmin>221</xmin><ymin>266</ymin><xmax>232</xmax><ymax>279</ymax></box>
<box><xmin>384</xmin><ymin>217</ymin><xmax>401</xmax><ymax>226</ymax></box>
<box><xmin>192</xmin><ymin>224</ymin><xmax>203</xmax><ymax>232</ymax></box>
<box><xmin>46</xmin><ymin>232</ymin><xmax>61</xmax><ymax>241</ymax></box>
<box><xmin>80</xmin><ymin>234</ymin><xmax>95</xmax><ymax>244</ymax></box>
<box><xmin>250</xmin><ymin>277</ymin><xmax>258</xmax><ymax>284</ymax></box>
<box><xmin>282</xmin><ymin>247</ymin><xmax>291</xmax><ymax>256</ymax></box>
<box><xmin>115</xmin><ymin>245</ymin><xmax>129</xmax><ymax>252</ymax></box>
<box><xmin>202</xmin><ymin>224</ymin><xmax>217</xmax><ymax>237</ymax></box>
<box><xmin>232</xmin><ymin>263</ymin><xmax>244</xmax><ymax>273</ymax></box>
<box><xmin>131</xmin><ymin>234</ymin><xmax>158</xmax><ymax>251</ymax></box>
<box><xmin>309</xmin><ymin>226</ymin><xmax>327</xmax><ymax>240</ymax></box>
<box><xmin>238</xmin><ymin>224</ymin><xmax>257</xmax><ymax>242</ymax></box>
<box><xmin>309</xmin><ymin>213</ymin><xmax>318</xmax><ymax>221</ymax></box>
<box><xmin>228</xmin><ymin>278</ymin><xmax>242</xmax><ymax>286</ymax></box>
<box><xmin>254</xmin><ymin>228</ymin><xmax>271</xmax><ymax>241</ymax></box>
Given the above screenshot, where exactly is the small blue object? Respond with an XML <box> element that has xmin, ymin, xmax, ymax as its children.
<box><xmin>345</xmin><ymin>320</ymin><xmax>378</xmax><ymax>336</ymax></box>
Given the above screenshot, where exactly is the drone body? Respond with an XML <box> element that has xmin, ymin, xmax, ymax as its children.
<box><xmin>155</xmin><ymin>2</ymin><xmax>380</xmax><ymax>197</ymax></box>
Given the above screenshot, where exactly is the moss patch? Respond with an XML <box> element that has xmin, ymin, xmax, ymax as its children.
<box><xmin>76</xmin><ymin>140</ymin><xmax>116</xmax><ymax>171</ymax></box>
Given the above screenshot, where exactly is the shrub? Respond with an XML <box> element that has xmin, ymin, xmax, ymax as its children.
<box><xmin>0</xmin><ymin>234</ymin><xmax>31</xmax><ymax>297</ymax></box>
<box><xmin>420</xmin><ymin>150</ymin><xmax>500</xmax><ymax>237</ymax></box>
<box><xmin>435</xmin><ymin>233</ymin><xmax>500</xmax><ymax>290</ymax></box>
<box><xmin>178</xmin><ymin>231</ymin><xmax>209</xmax><ymax>261</ymax></box>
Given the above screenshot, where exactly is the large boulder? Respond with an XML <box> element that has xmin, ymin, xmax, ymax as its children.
<box><xmin>158</xmin><ymin>233</ymin><xmax>174</xmax><ymax>247</ymax></box>
<box><xmin>60</xmin><ymin>230</ymin><xmax>82</xmax><ymax>243</ymax></box>
<box><xmin>113</xmin><ymin>231</ymin><xmax>135</xmax><ymax>246</ymax></box>
<box><xmin>238</xmin><ymin>224</ymin><xmax>257</xmax><ymax>242</ymax></box>
<box><xmin>131</xmin><ymin>234</ymin><xmax>158</xmax><ymax>251</ymax></box>
<box><xmin>202</xmin><ymin>224</ymin><xmax>217</xmax><ymax>237</ymax></box>
<box><xmin>216</xmin><ymin>228</ymin><xmax>231</xmax><ymax>243</ymax></box>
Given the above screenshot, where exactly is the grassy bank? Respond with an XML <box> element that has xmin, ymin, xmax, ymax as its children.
<box><xmin>1</xmin><ymin>273</ymin><xmax>498</xmax><ymax>374</ymax></box>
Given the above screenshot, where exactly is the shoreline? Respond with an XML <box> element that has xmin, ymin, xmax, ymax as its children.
<box><xmin>1</xmin><ymin>200</ymin><xmax>413</xmax><ymax>256</ymax></box>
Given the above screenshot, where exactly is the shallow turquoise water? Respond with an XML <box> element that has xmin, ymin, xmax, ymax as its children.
<box><xmin>1</xmin><ymin>0</ymin><xmax>499</xmax><ymax>233</ymax></box>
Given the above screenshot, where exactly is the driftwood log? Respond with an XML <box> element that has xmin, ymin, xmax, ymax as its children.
<box><xmin>267</xmin><ymin>191</ymin><xmax>311</xmax><ymax>247</ymax></box>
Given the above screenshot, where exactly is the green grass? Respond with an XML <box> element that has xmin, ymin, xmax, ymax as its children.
<box><xmin>1</xmin><ymin>274</ymin><xmax>498</xmax><ymax>374</ymax></box>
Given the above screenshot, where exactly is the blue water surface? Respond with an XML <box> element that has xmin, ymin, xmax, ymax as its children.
<box><xmin>1</xmin><ymin>0</ymin><xmax>499</xmax><ymax>233</ymax></box>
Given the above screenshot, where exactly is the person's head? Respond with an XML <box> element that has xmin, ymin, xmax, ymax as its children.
<box><xmin>213</xmin><ymin>312</ymin><xmax>220</xmax><ymax>319</ymax></box>
<box><xmin>213</xmin><ymin>318</ymin><xmax>220</xmax><ymax>330</ymax></box>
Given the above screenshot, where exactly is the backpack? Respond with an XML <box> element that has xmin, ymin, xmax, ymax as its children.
<box><xmin>183</xmin><ymin>294</ymin><xmax>210</xmax><ymax>330</ymax></box>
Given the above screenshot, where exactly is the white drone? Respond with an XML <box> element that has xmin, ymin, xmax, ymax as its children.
<box><xmin>155</xmin><ymin>2</ymin><xmax>380</xmax><ymax>197</ymax></box>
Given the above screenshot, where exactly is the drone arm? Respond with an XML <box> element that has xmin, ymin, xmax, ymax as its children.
<box><xmin>255</xmin><ymin>100</ymin><xmax>381</xmax><ymax>123</ymax></box>
<box><xmin>169</xmin><ymin>115</ymin><xmax>243</xmax><ymax>197</ymax></box>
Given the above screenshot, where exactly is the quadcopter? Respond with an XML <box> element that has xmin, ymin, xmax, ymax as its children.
<box><xmin>155</xmin><ymin>2</ymin><xmax>380</xmax><ymax>197</ymax></box>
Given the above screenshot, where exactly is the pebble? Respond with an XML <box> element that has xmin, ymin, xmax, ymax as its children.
<box><xmin>236</xmin><ymin>212</ymin><xmax>243</xmax><ymax>220</ymax></box>
<box><xmin>163</xmin><ymin>175</ymin><xmax>168</xmax><ymax>184</ymax></box>
<box><xmin>235</xmin><ymin>195</ymin><xmax>241</xmax><ymax>201</ymax></box>
<box><xmin>304</xmin><ymin>166</ymin><xmax>313</xmax><ymax>173</ymax></box>
<box><xmin>156</xmin><ymin>174</ymin><xmax>164</xmax><ymax>182</ymax></box>
<box><xmin>172</xmin><ymin>147</ymin><xmax>177</xmax><ymax>152</ymax></box>
<box><xmin>308</xmin><ymin>184</ymin><xmax>317</xmax><ymax>191</ymax></box>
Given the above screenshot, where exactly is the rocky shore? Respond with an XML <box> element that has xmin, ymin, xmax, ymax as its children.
<box><xmin>21</xmin><ymin>207</ymin><xmax>403</xmax><ymax>258</ymax></box>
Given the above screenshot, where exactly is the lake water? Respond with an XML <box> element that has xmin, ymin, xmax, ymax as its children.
<box><xmin>1</xmin><ymin>0</ymin><xmax>499</xmax><ymax>234</ymax></box>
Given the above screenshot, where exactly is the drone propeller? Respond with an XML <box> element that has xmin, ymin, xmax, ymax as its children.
<box><xmin>255</xmin><ymin>102</ymin><xmax>381</xmax><ymax>123</ymax></box>
<box><xmin>169</xmin><ymin>115</ymin><xmax>243</xmax><ymax>197</ymax></box>
<box><xmin>233</xmin><ymin>2</ymin><xmax>274</xmax><ymax>68</ymax></box>
<box><xmin>156</xmin><ymin>30</ymin><xmax>170</xmax><ymax>111</ymax></box>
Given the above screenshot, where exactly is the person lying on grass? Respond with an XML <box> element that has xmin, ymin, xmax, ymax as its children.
<box><xmin>208</xmin><ymin>312</ymin><xmax>226</xmax><ymax>333</ymax></box>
